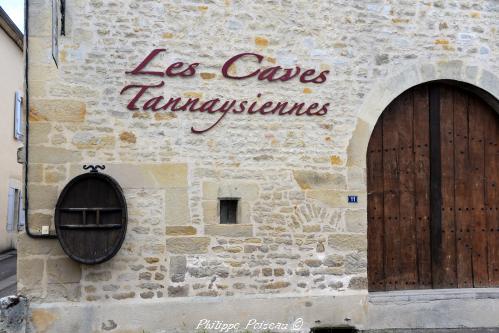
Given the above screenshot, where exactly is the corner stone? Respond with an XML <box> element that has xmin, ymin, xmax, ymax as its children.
<box><xmin>47</xmin><ymin>257</ymin><xmax>82</xmax><ymax>284</ymax></box>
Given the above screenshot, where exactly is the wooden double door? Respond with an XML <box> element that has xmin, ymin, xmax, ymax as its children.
<box><xmin>367</xmin><ymin>81</ymin><xmax>499</xmax><ymax>291</ymax></box>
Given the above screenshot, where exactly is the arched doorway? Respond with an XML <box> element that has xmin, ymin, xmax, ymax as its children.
<box><xmin>367</xmin><ymin>81</ymin><xmax>499</xmax><ymax>291</ymax></box>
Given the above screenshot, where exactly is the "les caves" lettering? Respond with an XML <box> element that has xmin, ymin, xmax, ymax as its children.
<box><xmin>120</xmin><ymin>49</ymin><xmax>330</xmax><ymax>133</ymax></box>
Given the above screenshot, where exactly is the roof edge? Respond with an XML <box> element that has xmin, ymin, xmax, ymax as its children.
<box><xmin>0</xmin><ymin>5</ymin><xmax>23</xmax><ymax>50</ymax></box>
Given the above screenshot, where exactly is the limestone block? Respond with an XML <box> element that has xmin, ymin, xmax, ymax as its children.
<box><xmin>165</xmin><ymin>188</ymin><xmax>190</xmax><ymax>225</ymax></box>
<box><xmin>84</xmin><ymin>271</ymin><xmax>112</xmax><ymax>282</ymax></box>
<box><xmin>420</xmin><ymin>63</ymin><xmax>436</xmax><ymax>82</ymax></box>
<box><xmin>480</xmin><ymin>70</ymin><xmax>499</xmax><ymax>97</ymax></box>
<box><xmin>28</xmin><ymin>185</ymin><xmax>58</xmax><ymax>210</ymax></box>
<box><xmin>72</xmin><ymin>164</ymin><xmax>188</xmax><ymax>189</ymax></box>
<box><xmin>29</xmin><ymin>38</ymin><xmax>53</xmax><ymax>65</ymax></box>
<box><xmin>46</xmin><ymin>283</ymin><xmax>81</xmax><ymax>302</ymax></box>
<box><xmin>304</xmin><ymin>259</ymin><xmax>322</xmax><ymax>267</ymax></box>
<box><xmin>436</xmin><ymin>60</ymin><xmax>463</xmax><ymax>81</ymax></box>
<box><xmin>465</xmin><ymin>66</ymin><xmax>479</xmax><ymax>82</ymax></box>
<box><xmin>47</xmin><ymin>257</ymin><xmax>81</xmax><ymax>284</ymax></box>
<box><xmin>167</xmin><ymin>285</ymin><xmax>189</xmax><ymax>297</ymax></box>
<box><xmin>29</xmin><ymin>123</ymin><xmax>51</xmax><ymax>144</ymax></box>
<box><xmin>347</xmin><ymin>119</ymin><xmax>370</xmax><ymax>168</ymax></box>
<box><xmin>17</xmin><ymin>233</ymin><xmax>64</xmax><ymax>257</ymax></box>
<box><xmin>28</xmin><ymin>80</ymin><xmax>48</xmax><ymax>98</ymax></box>
<box><xmin>292</xmin><ymin>170</ymin><xmax>346</xmax><ymax>190</ymax></box>
<box><xmin>303</xmin><ymin>225</ymin><xmax>321</xmax><ymax>233</ymax></box>
<box><xmin>144</xmin><ymin>164</ymin><xmax>188</xmax><ymax>188</ymax></box>
<box><xmin>347</xmin><ymin>166</ymin><xmax>366</xmax><ymax>191</ymax></box>
<box><xmin>218</xmin><ymin>182</ymin><xmax>259</xmax><ymax>201</ymax></box>
<box><xmin>29</xmin><ymin>147</ymin><xmax>82</xmax><ymax>164</ymax></box>
<box><xmin>169</xmin><ymin>256</ymin><xmax>187</xmax><ymax>282</ymax></box>
<box><xmin>165</xmin><ymin>237</ymin><xmax>210</xmax><ymax>254</ymax></box>
<box><xmin>324</xmin><ymin>254</ymin><xmax>344</xmax><ymax>267</ymax></box>
<box><xmin>239</xmin><ymin>201</ymin><xmax>251</xmax><ymax>224</ymax></box>
<box><xmin>27</xmin><ymin>1</ymin><xmax>51</xmax><ymax>37</ymax></box>
<box><xmin>261</xmin><ymin>281</ymin><xmax>290</xmax><ymax>289</ymax></box>
<box><xmin>30</xmin><ymin>99</ymin><xmax>86</xmax><ymax>122</ymax></box>
<box><xmin>17</xmin><ymin>258</ymin><xmax>44</xmax><ymax>290</ymax></box>
<box><xmin>306</xmin><ymin>190</ymin><xmax>366</xmax><ymax>208</ymax></box>
<box><xmin>345</xmin><ymin>251</ymin><xmax>367</xmax><ymax>274</ymax></box>
<box><xmin>328</xmin><ymin>233</ymin><xmax>367</xmax><ymax>251</ymax></box>
<box><xmin>112</xmin><ymin>292</ymin><xmax>135</xmax><ymax>300</ymax></box>
<box><xmin>165</xmin><ymin>226</ymin><xmax>197</xmax><ymax>236</ymax></box>
<box><xmin>28</xmin><ymin>164</ymin><xmax>44</xmax><ymax>183</ymax></box>
<box><xmin>202</xmin><ymin>182</ymin><xmax>218</xmax><ymax>200</ymax></box>
<box><xmin>44</xmin><ymin>167</ymin><xmax>66</xmax><ymax>184</ymax></box>
<box><xmin>348</xmin><ymin>276</ymin><xmax>368</xmax><ymax>290</ymax></box>
<box><xmin>202</xmin><ymin>200</ymin><xmax>218</xmax><ymax>224</ymax></box>
<box><xmin>119</xmin><ymin>131</ymin><xmax>136</xmax><ymax>144</ymax></box>
<box><xmin>71</xmin><ymin>132</ymin><xmax>115</xmax><ymax>149</ymax></box>
<box><xmin>345</xmin><ymin>210</ymin><xmax>367</xmax><ymax>233</ymax></box>
<box><xmin>204</xmin><ymin>224</ymin><xmax>253</xmax><ymax>237</ymax></box>
<box><xmin>29</xmin><ymin>65</ymin><xmax>59</xmax><ymax>83</ymax></box>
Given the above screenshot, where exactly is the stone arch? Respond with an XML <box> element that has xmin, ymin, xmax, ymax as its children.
<box><xmin>347</xmin><ymin>62</ymin><xmax>499</xmax><ymax>173</ymax></box>
<box><xmin>348</xmin><ymin>62</ymin><xmax>499</xmax><ymax>291</ymax></box>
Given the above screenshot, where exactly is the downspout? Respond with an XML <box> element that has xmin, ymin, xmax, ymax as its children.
<box><xmin>23</xmin><ymin>0</ymin><xmax>57</xmax><ymax>239</ymax></box>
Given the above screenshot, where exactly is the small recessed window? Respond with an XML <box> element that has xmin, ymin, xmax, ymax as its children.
<box><xmin>220</xmin><ymin>199</ymin><xmax>238</xmax><ymax>224</ymax></box>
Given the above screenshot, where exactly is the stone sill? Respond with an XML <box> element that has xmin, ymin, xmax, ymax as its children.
<box><xmin>368</xmin><ymin>288</ymin><xmax>499</xmax><ymax>304</ymax></box>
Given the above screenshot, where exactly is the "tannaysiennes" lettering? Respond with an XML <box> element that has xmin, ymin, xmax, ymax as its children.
<box><xmin>120</xmin><ymin>49</ymin><xmax>330</xmax><ymax>133</ymax></box>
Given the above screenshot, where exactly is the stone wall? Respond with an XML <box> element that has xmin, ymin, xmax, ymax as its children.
<box><xmin>21</xmin><ymin>0</ymin><xmax>499</xmax><ymax>309</ymax></box>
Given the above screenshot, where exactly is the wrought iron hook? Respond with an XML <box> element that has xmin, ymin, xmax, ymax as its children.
<box><xmin>83</xmin><ymin>165</ymin><xmax>106</xmax><ymax>173</ymax></box>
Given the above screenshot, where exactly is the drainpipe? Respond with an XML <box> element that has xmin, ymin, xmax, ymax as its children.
<box><xmin>23</xmin><ymin>0</ymin><xmax>57</xmax><ymax>239</ymax></box>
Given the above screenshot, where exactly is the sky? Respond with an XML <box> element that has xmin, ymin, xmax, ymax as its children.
<box><xmin>0</xmin><ymin>0</ymin><xmax>24</xmax><ymax>32</ymax></box>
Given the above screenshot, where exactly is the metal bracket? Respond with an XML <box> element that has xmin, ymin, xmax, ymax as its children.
<box><xmin>83</xmin><ymin>165</ymin><xmax>106</xmax><ymax>173</ymax></box>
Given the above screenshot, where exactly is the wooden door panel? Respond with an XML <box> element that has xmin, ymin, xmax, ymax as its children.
<box><xmin>368</xmin><ymin>82</ymin><xmax>499</xmax><ymax>291</ymax></box>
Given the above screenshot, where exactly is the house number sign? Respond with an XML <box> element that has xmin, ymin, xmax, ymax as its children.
<box><xmin>120</xmin><ymin>49</ymin><xmax>331</xmax><ymax>133</ymax></box>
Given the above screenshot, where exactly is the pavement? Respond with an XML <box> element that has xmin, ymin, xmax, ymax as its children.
<box><xmin>0</xmin><ymin>250</ymin><xmax>16</xmax><ymax>297</ymax></box>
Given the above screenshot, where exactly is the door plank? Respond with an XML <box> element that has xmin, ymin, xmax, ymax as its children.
<box><xmin>367</xmin><ymin>119</ymin><xmax>386</xmax><ymax>291</ymax></box>
<box><xmin>438</xmin><ymin>85</ymin><xmax>458</xmax><ymax>288</ymax></box>
<box><xmin>429</xmin><ymin>84</ymin><xmax>445</xmax><ymax>288</ymax></box>
<box><xmin>469</xmin><ymin>95</ymin><xmax>489</xmax><ymax>287</ymax></box>
<box><xmin>413</xmin><ymin>85</ymin><xmax>432</xmax><ymax>288</ymax></box>
<box><xmin>453</xmin><ymin>90</ymin><xmax>474</xmax><ymax>288</ymax></box>
<box><xmin>382</xmin><ymin>101</ymin><xmax>402</xmax><ymax>291</ymax></box>
<box><xmin>484</xmin><ymin>100</ymin><xmax>499</xmax><ymax>286</ymax></box>
<box><xmin>397</xmin><ymin>90</ymin><xmax>418</xmax><ymax>289</ymax></box>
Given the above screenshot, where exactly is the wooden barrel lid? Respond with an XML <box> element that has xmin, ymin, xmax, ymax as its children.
<box><xmin>55</xmin><ymin>166</ymin><xmax>127</xmax><ymax>264</ymax></box>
